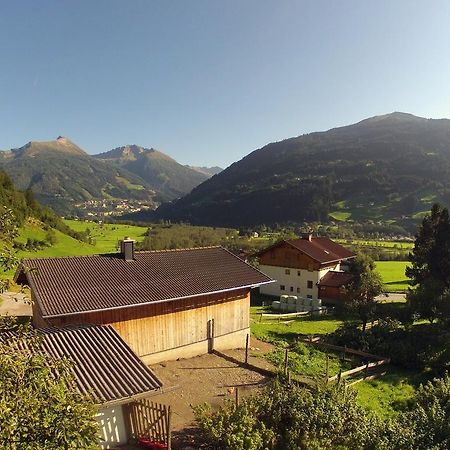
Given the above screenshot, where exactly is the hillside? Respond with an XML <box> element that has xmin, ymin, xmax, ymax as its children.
<box><xmin>142</xmin><ymin>112</ymin><xmax>450</xmax><ymax>227</ymax></box>
<box><xmin>0</xmin><ymin>137</ymin><xmax>155</xmax><ymax>216</ymax></box>
<box><xmin>186</xmin><ymin>165</ymin><xmax>223</xmax><ymax>177</ymax></box>
<box><xmin>94</xmin><ymin>145</ymin><xmax>210</xmax><ymax>200</ymax></box>
<box><xmin>0</xmin><ymin>170</ymin><xmax>87</xmax><ymax>257</ymax></box>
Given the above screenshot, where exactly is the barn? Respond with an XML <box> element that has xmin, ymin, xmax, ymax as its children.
<box><xmin>15</xmin><ymin>242</ymin><xmax>272</xmax><ymax>364</ymax></box>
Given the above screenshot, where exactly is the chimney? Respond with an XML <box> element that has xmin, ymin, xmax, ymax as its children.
<box><xmin>120</xmin><ymin>237</ymin><xmax>135</xmax><ymax>261</ymax></box>
<box><xmin>301</xmin><ymin>232</ymin><xmax>313</xmax><ymax>241</ymax></box>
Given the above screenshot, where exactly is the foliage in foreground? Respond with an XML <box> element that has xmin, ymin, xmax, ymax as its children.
<box><xmin>194</xmin><ymin>376</ymin><xmax>450</xmax><ymax>450</ymax></box>
<box><xmin>0</xmin><ymin>323</ymin><xmax>99</xmax><ymax>450</ymax></box>
<box><xmin>194</xmin><ymin>381</ymin><xmax>383</xmax><ymax>450</ymax></box>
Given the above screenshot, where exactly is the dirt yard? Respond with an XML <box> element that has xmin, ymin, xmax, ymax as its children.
<box><xmin>149</xmin><ymin>337</ymin><xmax>275</xmax><ymax>449</ymax></box>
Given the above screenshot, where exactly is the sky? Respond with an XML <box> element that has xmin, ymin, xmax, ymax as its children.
<box><xmin>1</xmin><ymin>1</ymin><xmax>450</xmax><ymax>168</ymax></box>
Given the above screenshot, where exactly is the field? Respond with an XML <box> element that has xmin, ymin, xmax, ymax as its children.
<box><xmin>376</xmin><ymin>261</ymin><xmax>411</xmax><ymax>292</ymax></box>
<box><xmin>63</xmin><ymin>219</ymin><xmax>148</xmax><ymax>253</ymax></box>
<box><xmin>250</xmin><ymin>306</ymin><xmax>419</xmax><ymax>417</ymax></box>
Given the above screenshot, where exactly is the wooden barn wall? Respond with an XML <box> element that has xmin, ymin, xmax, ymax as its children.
<box><xmin>259</xmin><ymin>243</ymin><xmax>321</xmax><ymax>270</ymax></box>
<box><xmin>45</xmin><ymin>289</ymin><xmax>250</xmax><ymax>358</ymax></box>
<box><xmin>319</xmin><ymin>286</ymin><xmax>349</xmax><ymax>302</ymax></box>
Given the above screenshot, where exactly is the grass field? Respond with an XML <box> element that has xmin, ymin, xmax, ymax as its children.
<box><xmin>250</xmin><ymin>306</ymin><xmax>344</xmax><ymax>345</ymax></box>
<box><xmin>353</xmin><ymin>370</ymin><xmax>420</xmax><ymax>418</ymax></box>
<box><xmin>376</xmin><ymin>261</ymin><xmax>411</xmax><ymax>292</ymax></box>
<box><xmin>63</xmin><ymin>219</ymin><xmax>148</xmax><ymax>253</ymax></box>
<box><xmin>250</xmin><ymin>306</ymin><xmax>419</xmax><ymax>416</ymax></box>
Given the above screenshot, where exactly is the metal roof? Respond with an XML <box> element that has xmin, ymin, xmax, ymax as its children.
<box><xmin>318</xmin><ymin>271</ymin><xmax>355</xmax><ymax>287</ymax></box>
<box><xmin>1</xmin><ymin>325</ymin><xmax>162</xmax><ymax>406</ymax></box>
<box><xmin>286</xmin><ymin>237</ymin><xmax>355</xmax><ymax>264</ymax></box>
<box><xmin>18</xmin><ymin>246</ymin><xmax>273</xmax><ymax>318</ymax></box>
<box><xmin>258</xmin><ymin>237</ymin><xmax>355</xmax><ymax>264</ymax></box>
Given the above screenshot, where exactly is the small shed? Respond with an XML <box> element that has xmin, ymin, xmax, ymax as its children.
<box><xmin>3</xmin><ymin>324</ymin><xmax>164</xmax><ymax>448</ymax></box>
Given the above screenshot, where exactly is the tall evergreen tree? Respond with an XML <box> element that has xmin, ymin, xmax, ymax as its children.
<box><xmin>406</xmin><ymin>203</ymin><xmax>450</xmax><ymax>321</ymax></box>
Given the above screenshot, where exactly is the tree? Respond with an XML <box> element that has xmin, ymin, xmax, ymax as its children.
<box><xmin>0</xmin><ymin>328</ymin><xmax>99</xmax><ymax>450</ymax></box>
<box><xmin>0</xmin><ymin>210</ymin><xmax>99</xmax><ymax>449</ymax></box>
<box><xmin>388</xmin><ymin>375</ymin><xmax>450</xmax><ymax>449</ymax></box>
<box><xmin>193</xmin><ymin>380</ymin><xmax>384</xmax><ymax>450</ymax></box>
<box><xmin>346</xmin><ymin>254</ymin><xmax>383</xmax><ymax>331</ymax></box>
<box><xmin>406</xmin><ymin>203</ymin><xmax>450</xmax><ymax>321</ymax></box>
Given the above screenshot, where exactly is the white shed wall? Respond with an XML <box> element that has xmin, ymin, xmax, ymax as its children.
<box><xmin>97</xmin><ymin>405</ymin><xmax>127</xmax><ymax>449</ymax></box>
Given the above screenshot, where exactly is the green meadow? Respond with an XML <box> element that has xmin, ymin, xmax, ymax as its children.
<box><xmin>375</xmin><ymin>260</ymin><xmax>411</xmax><ymax>292</ymax></box>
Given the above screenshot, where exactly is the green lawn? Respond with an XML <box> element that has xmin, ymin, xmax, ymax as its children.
<box><xmin>329</xmin><ymin>211</ymin><xmax>352</xmax><ymax>221</ymax></box>
<box><xmin>375</xmin><ymin>261</ymin><xmax>411</xmax><ymax>292</ymax></box>
<box><xmin>353</xmin><ymin>370</ymin><xmax>421</xmax><ymax>418</ymax></box>
<box><xmin>250</xmin><ymin>306</ymin><xmax>344</xmax><ymax>345</ymax></box>
<box><xmin>63</xmin><ymin>219</ymin><xmax>148</xmax><ymax>253</ymax></box>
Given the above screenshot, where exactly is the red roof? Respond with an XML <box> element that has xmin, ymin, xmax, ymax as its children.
<box><xmin>318</xmin><ymin>271</ymin><xmax>354</xmax><ymax>287</ymax></box>
<box><xmin>286</xmin><ymin>237</ymin><xmax>355</xmax><ymax>264</ymax></box>
<box><xmin>17</xmin><ymin>246</ymin><xmax>272</xmax><ymax>318</ymax></box>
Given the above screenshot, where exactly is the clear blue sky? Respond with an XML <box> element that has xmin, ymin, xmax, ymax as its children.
<box><xmin>1</xmin><ymin>0</ymin><xmax>449</xmax><ymax>167</ymax></box>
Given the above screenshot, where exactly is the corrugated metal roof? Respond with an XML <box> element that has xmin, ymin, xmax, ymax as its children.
<box><xmin>1</xmin><ymin>325</ymin><xmax>162</xmax><ymax>405</ymax></box>
<box><xmin>318</xmin><ymin>271</ymin><xmax>354</xmax><ymax>287</ymax></box>
<box><xmin>286</xmin><ymin>237</ymin><xmax>355</xmax><ymax>264</ymax></box>
<box><xmin>19</xmin><ymin>246</ymin><xmax>272</xmax><ymax>318</ymax></box>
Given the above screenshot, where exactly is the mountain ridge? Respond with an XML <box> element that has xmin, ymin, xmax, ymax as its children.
<box><xmin>137</xmin><ymin>112</ymin><xmax>450</xmax><ymax>227</ymax></box>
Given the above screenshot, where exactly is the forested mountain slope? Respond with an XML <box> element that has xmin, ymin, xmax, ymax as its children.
<box><xmin>94</xmin><ymin>145</ymin><xmax>209</xmax><ymax>201</ymax></box>
<box><xmin>145</xmin><ymin>112</ymin><xmax>450</xmax><ymax>227</ymax></box>
<box><xmin>0</xmin><ymin>137</ymin><xmax>155</xmax><ymax>215</ymax></box>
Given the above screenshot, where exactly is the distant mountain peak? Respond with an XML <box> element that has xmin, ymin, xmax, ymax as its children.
<box><xmin>356</xmin><ymin>111</ymin><xmax>428</xmax><ymax>126</ymax></box>
<box><xmin>13</xmin><ymin>137</ymin><xmax>87</xmax><ymax>157</ymax></box>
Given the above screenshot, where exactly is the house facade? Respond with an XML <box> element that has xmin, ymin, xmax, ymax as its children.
<box><xmin>257</xmin><ymin>234</ymin><xmax>355</xmax><ymax>303</ymax></box>
<box><xmin>16</xmin><ymin>243</ymin><xmax>272</xmax><ymax>364</ymax></box>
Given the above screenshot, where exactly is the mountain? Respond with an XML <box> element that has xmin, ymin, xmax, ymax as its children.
<box><xmin>94</xmin><ymin>145</ymin><xmax>210</xmax><ymax>201</ymax></box>
<box><xmin>186</xmin><ymin>165</ymin><xmax>223</xmax><ymax>177</ymax></box>
<box><xmin>140</xmin><ymin>112</ymin><xmax>450</xmax><ymax>227</ymax></box>
<box><xmin>0</xmin><ymin>137</ymin><xmax>155</xmax><ymax>216</ymax></box>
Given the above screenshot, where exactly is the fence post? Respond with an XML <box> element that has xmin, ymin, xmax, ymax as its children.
<box><xmin>284</xmin><ymin>349</ymin><xmax>289</xmax><ymax>376</ymax></box>
<box><xmin>337</xmin><ymin>369</ymin><xmax>342</xmax><ymax>384</ymax></box>
<box><xmin>235</xmin><ymin>387</ymin><xmax>239</xmax><ymax>407</ymax></box>
<box><xmin>365</xmin><ymin>361</ymin><xmax>369</xmax><ymax>379</ymax></box>
<box><xmin>167</xmin><ymin>406</ymin><xmax>172</xmax><ymax>450</ymax></box>
<box><xmin>325</xmin><ymin>355</ymin><xmax>329</xmax><ymax>382</ymax></box>
<box><xmin>245</xmin><ymin>334</ymin><xmax>249</xmax><ymax>364</ymax></box>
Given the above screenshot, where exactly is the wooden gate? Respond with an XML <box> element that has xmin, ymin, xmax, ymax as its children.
<box><xmin>124</xmin><ymin>399</ymin><xmax>172</xmax><ymax>448</ymax></box>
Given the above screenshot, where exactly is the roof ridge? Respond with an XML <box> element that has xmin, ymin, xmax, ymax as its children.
<box><xmin>22</xmin><ymin>245</ymin><xmax>223</xmax><ymax>262</ymax></box>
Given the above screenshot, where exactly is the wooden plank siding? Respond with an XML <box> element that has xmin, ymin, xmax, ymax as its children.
<box><xmin>35</xmin><ymin>289</ymin><xmax>250</xmax><ymax>360</ymax></box>
<box><xmin>259</xmin><ymin>242</ymin><xmax>336</xmax><ymax>271</ymax></box>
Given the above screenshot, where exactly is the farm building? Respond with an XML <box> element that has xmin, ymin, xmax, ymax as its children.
<box><xmin>15</xmin><ymin>242</ymin><xmax>272</xmax><ymax>364</ymax></box>
<box><xmin>2</xmin><ymin>324</ymin><xmax>164</xmax><ymax>449</ymax></box>
<box><xmin>257</xmin><ymin>234</ymin><xmax>356</xmax><ymax>303</ymax></box>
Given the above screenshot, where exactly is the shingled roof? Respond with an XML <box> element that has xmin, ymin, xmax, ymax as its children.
<box><xmin>318</xmin><ymin>271</ymin><xmax>355</xmax><ymax>287</ymax></box>
<box><xmin>16</xmin><ymin>246</ymin><xmax>272</xmax><ymax>318</ymax></box>
<box><xmin>2</xmin><ymin>325</ymin><xmax>162</xmax><ymax>406</ymax></box>
<box><xmin>258</xmin><ymin>236</ymin><xmax>355</xmax><ymax>264</ymax></box>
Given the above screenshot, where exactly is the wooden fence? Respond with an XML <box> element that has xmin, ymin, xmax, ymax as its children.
<box><xmin>124</xmin><ymin>398</ymin><xmax>172</xmax><ymax>448</ymax></box>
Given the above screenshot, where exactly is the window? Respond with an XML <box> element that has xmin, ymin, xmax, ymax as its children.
<box><xmin>280</xmin><ymin>285</ymin><xmax>285</xmax><ymax>291</ymax></box>
<box><xmin>307</xmin><ymin>294</ymin><xmax>313</xmax><ymax>299</ymax></box>
<box><xmin>296</xmin><ymin>287</ymin><xmax>300</xmax><ymax>293</ymax></box>
<box><xmin>307</xmin><ymin>280</ymin><xmax>313</xmax><ymax>289</ymax></box>
<box><xmin>285</xmin><ymin>269</ymin><xmax>290</xmax><ymax>275</ymax></box>
<box><xmin>297</xmin><ymin>270</ymin><xmax>301</xmax><ymax>276</ymax></box>
<box><xmin>290</xmin><ymin>286</ymin><xmax>294</xmax><ymax>292</ymax></box>
<box><xmin>308</xmin><ymin>264</ymin><xmax>314</xmax><ymax>272</ymax></box>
